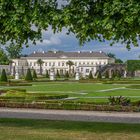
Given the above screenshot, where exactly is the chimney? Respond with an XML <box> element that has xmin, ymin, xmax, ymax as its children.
<box><xmin>54</xmin><ymin>51</ymin><xmax>57</xmax><ymax>54</ymax></box>
<box><xmin>42</xmin><ymin>51</ymin><xmax>45</xmax><ymax>54</ymax></box>
<box><xmin>33</xmin><ymin>51</ymin><xmax>36</xmax><ymax>54</ymax></box>
<box><xmin>99</xmin><ymin>51</ymin><xmax>102</xmax><ymax>53</ymax></box>
<box><xmin>90</xmin><ymin>51</ymin><xmax>92</xmax><ymax>53</ymax></box>
<box><xmin>78</xmin><ymin>51</ymin><xmax>81</xmax><ymax>53</ymax></box>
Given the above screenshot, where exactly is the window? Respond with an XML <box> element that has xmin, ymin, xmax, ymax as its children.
<box><xmin>53</xmin><ymin>62</ymin><xmax>55</xmax><ymax>66</ymax></box>
<box><xmin>81</xmin><ymin>68</ymin><xmax>83</xmax><ymax>71</ymax></box>
<box><xmin>58</xmin><ymin>62</ymin><xmax>60</xmax><ymax>66</ymax></box>
<box><xmin>86</xmin><ymin>69</ymin><xmax>89</xmax><ymax>73</ymax></box>
<box><xmin>62</xmin><ymin>63</ymin><xmax>64</xmax><ymax>66</ymax></box>
<box><xmin>49</xmin><ymin>62</ymin><xmax>51</xmax><ymax>66</ymax></box>
<box><xmin>45</xmin><ymin>62</ymin><xmax>47</xmax><ymax>66</ymax></box>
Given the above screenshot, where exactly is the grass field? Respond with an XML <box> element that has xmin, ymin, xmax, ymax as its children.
<box><xmin>5</xmin><ymin>82</ymin><xmax>139</xmax><ymax>102</ymax></box>
<box><xmin>0</xmin><ymin>118</ymin><xmax>140</xmax><ymax>140</ymax></box>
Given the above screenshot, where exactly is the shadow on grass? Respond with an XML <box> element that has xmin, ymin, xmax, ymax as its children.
<box><xmin>0</xmin><ymin>118</ymin><xmax>140</xmax><ymax>133</ymax></box>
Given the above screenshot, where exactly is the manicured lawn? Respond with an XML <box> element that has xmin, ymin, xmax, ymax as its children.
<box><xmin>18</xmin><ymin>82</ymin><xmax>140</xmax><ymax>102</ymax></box>
<box><xmin>0</xmin><ymin>82</ymin><xmax>140</xmax><ymax>102</ymax></box>
<box><xmin>0</xmin><ymin>118</ymin><xmax>140</xmax><ymax>140</ymax></box>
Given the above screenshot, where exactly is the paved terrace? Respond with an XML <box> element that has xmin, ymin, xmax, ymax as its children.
<box><xmin>0</xmin><ymin>108</ymin><xmax>140</xmax><ymax>124</ymax></box>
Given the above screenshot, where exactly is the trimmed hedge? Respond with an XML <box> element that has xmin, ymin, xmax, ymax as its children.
<box><xmin>0</xmin><ymin>101</ymin><xmax>139</xmax><ymax>112</ymax></box>
<box><xmin>127</xmin><ymin>60</ymin><xmax>140</xmax><ymax>72</ymax></box>
<box><xmin>0</xmin><ymin>94</ymin><xmax>68</xmax><ymax>101</ymax></box>
<box><xmin>127</xmin><ymin>85</ymin><xmax>140</xmax><ymax>89</ymax></box>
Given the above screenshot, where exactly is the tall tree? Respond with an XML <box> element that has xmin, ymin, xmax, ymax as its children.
<box><xmin>6</xmin><ymin>43</ymin><xmax>22</xmax><ymax>59</ymax></box>
<box><xmin>66</xmin><ymin>60</ymin><xmax>74</xmax><ymax>76</ymax></box>
<box><xmin>37</xmin><ymin>59</ymin><xmax>44</xmax><ymax>75</ymax></box>
<box><xmin>0</xmin><ymin>1</ymin><xmax>139</xmax><ymax>49</ymax></box>
<box><xmin>0</xmin><ymin>48</ymin><xmax>9</xmax><ymax>65</ymax></box>
<box><xmin>107</xmin><ymin>53</ymin><xmax>123</xmax><ymax>64</ymax></box>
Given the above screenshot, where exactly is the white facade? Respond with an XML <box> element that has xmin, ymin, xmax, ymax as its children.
<box><xmin>11</xmin><ymin>51</ymin><xmax>115</xmax><ymax>77</ymax></box>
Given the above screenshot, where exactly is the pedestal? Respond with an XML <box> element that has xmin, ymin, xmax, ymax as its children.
<box><xmin>50</xmin><ymin>69</ymin><xmax>55</xmax><ymax>81</ymax></box>
<box><xmin>15</xmin><ymin>72</ymin><xmax>19</xmax><ymax>80</ymax></box>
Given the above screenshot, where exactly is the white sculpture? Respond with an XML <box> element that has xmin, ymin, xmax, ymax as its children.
<box><xmin>50</xmin><ymin>67</ymin><xmax>55</xmax><ymax>81</ymax></box>
<box><xmin>124</xmin><ymin>71</ymin><xmax>127</xmax><ymax>78</ymax></box>
<box><xmin>15</xmin><ymin>67</ymin><xmax>19</xmax><ymax>80</ymax></box>
<box><xmin>75</xmin><ymin>67</ymin><xmax>80</xmax><ymax>80</ymax></box>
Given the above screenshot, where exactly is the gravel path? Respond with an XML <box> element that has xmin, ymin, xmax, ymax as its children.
<box><xmin>0</xmin><ymin>108</ymin><xmax>140</xmax><ymax>124</ymax></box>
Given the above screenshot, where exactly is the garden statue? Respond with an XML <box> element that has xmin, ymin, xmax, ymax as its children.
<box><xmin>75</xmin><ymin>67</ymin><xmax>80</xmax><ymax>80</ymax></box>
<box><xmin>50</xmin><ymin>67</ymin><xmax>55</xmax><ymax>81</ymax></box>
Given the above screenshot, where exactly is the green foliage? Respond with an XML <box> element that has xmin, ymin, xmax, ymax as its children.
<box><xmin>0</xmin><ymin>1</ymin><xmax>139</xmax><ymax>49</ymax></box>
<box><xmin>105</xmin><ymin>71</ymin><xmax>109</xmax><ymax>79</ymax></box>
<box><xmin>0</xmin><ymin>48</ymin><xmax>9</xmax><ymax>65</ymax></box>
<box><xmin>32</xmin><ymin>69</ymin><xmax>37</xmax><ymax>79</ymax></box>
<box><xmin>88</xmin><ymin>71</ymin><xmax>93</xmax><ymax>79</ymax></box>
<box><xmin>37</xmin><ymin>59</ymin><xmax>44</xmax><ymax>75</ymax></box>
<box><xmin>108</xmin><ymin>96</ymin><xmax>131</xmax><ymax>106</ymax></box>
<box><xmin>115</xmin><ymin>59</ymin><xmax>123</xmax><ymax>64</ymax></box>
<box><xmin>46</xmin><ymin>70</ymin><xmax>49</xmax><ymax>78</ymax></box>
<box><xmin>65</xmin><ymin>71</ymin><xmax>69</xmax><ymax>78</ymax></box>
<box><xmin>127</xmin><ymin>60</ymin><xmax>140</xmax><ymax>72</ymax></box>
<box><xmin>6</xmin><ymin>43</ymin><xmax>22</xmax><ymax>59</ymax></box>
<box><xmin>25</xmin><ymin>68</ymin><xmax>33</xmax><ymax>81</ymax></box>
<box><xmin>111</xmin><ymin>71</ymin><xmax>116</xmax><ymax>79</ymax></box>
<box><xmin>116</xmin><ymin>71</ymin><xmax>121</xmax><ymax>78</ymax></box>
<box><xmin>56</xmin><ymin>70</ymin><xmax>60</xmax><ymax>78</ymax></box>
<box><xmin>107</xmin><ymin>53</ymin><xmax>123</xmax><ymax>63</ymax></box>
<box><xmin>0</xmin><ymin>69</ymin><xmax>8</xmax><ymax>82</ymax></box>
<box><xmin>97</xmin><ymin>71</ymin><xmax>102</xmax><ymax>79</ymax></box>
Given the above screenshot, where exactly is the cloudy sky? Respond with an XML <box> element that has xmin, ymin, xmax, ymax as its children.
<box><xmin>23</xmin><ymin>27</ymin><xmax>140</xmax><ymax>61</ymax></box>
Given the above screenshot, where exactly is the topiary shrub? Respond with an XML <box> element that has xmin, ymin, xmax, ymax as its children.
<box><xmin>32</xmin><ymin>69</ymin><xmax>37</xmax><ymax>79</ymax></box>
<box><xmin>56</xmin><ymin>70</ymin><xmax>60</xmax><ymax>78</ymax></box>
<box><xmin>0</xmin><ymin>69</ymin><xmax>8</xmax><ymax>82</ymax></box>
<box><xmin>25</xmin><ymin>68</ymin><xmax>33</xmax><ymax>81</ymax></box>
<box><xmin>88</xmin><ymin>71</ymin><xmax>93</xmax><ymax>79</ymax></box>
<box><xmin>65</xmin><ymin>71</ymin><xmax>69</xmax><ymax>78</ymax></box>
<box><xmin>97</xmin><ymin>71</ymin><xmax>102</xmax><ymax>79</ymax></box>
<box><xmin>46</xmin><ymin>70</ymin><xmax>49</xmax><ymax>78</ymax></box>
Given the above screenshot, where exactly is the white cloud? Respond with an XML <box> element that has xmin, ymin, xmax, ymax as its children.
<box><xmin>36</xmin><ymin>36</ymin><xmax>62</xmax><ymax>46</ymax></box>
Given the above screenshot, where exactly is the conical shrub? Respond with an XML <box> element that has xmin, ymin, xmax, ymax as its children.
<box><xmin>89</xmin><ymin>71</ymin><xmax>93</xmax><ymax>79</ymax></box>
<box><xmin>32</xmin><ymin>69</ymin><xmax>37</xmax><ymax>79</ymax></box>
<box><xmin>25</xmin><ymin>68</ymin><xmax>33</xmax><ymax>81</ymax></box>
<box><xmin>0</xmin><ymin>69</ymin><xmax>8</xmax><ymax>82</ymax></box>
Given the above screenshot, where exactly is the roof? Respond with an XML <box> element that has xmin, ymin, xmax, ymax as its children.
<box><xmin>27</xmin><ymin>51</ymin><xmax>109</xmax><ymax>59</ymax></box>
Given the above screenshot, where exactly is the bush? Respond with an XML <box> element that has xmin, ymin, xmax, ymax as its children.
<box><xmin>25</xmin><ymin>68</ymin><xmax>33</xmax><ymax>81</ymax></box>
<box><xmin>32</xmin><ymin>69</ymin><xmax>37</xmax><ymax>79</ymax></box>
<box><xmin>65</xmin><ymin>71</ymin><xmax>69</xmax><ymax>78</ymax></box>
<box><xmin>108</xmin><ymin>96</ymin><xmax>131</xmax><ymax>106</ymax></box>
<box><xmin>88</xmin><ymin>71</ymin><xmax>93</xmax><ymax>79</ymax></box>
<box><xmin>0</xmin><ymin>69</ymin><xmax>8</xmax><ymax>82</ymax></box>
<box><xmin>46</xmin><ymin>70</ymin><xmax>49</xmax><ymax>78</ymax></box>
<box><xmin>97</xmin><ymin>71</ymin><xmax>102</xmax><ymax>79</ymax></box>
<box><xmin>105</xmin><ymin>71</ymin><xmax>109</xmax><ymax>79</ymax></box>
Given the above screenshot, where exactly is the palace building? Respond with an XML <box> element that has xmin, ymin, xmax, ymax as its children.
<box><xmin>11</xmin><ymin>51</ymin><xmax>115</xmax><ymax>77</ymax></box>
